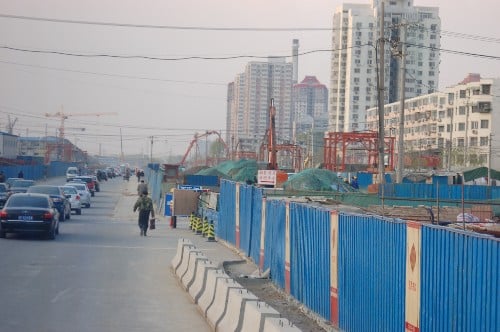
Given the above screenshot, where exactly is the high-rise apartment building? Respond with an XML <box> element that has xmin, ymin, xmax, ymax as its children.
<box><xmin>292</xmin><ymin>76</ymin><xmax>329</xmax><ymax>135</ymax></box>
<box><xmin>329</xmin><ymin>0</ymin><xmax>440</xmax><ymax>132</ymax></box>
<box><xmin>226</xmin><ymin>57</ymin><xmax>293</xmax><ymax>153</ymax></box>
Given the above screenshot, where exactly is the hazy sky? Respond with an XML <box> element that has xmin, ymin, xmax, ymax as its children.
<box><xmin>1</xmin><ymin>0</ymin><xmax>499</xmax><ymax>158</ymax></box>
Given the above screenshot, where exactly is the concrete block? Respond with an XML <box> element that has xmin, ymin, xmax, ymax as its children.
<box><xmin>175</xmin><ymin>247</ymin><xmax>201</xmax><ymax>280</ymax></box>
<box><xmin>180</xmin><ymin>251</ymin><xmax>209</xmax><ymax>290</ymax></box>
<box><xmin>262</xmin><ymin>317</ymin><xmax>302</xmax><ymax>332</ymax></box>
<box><xmin>197</xmin><ymin>269</ymin><xmax>230</xmax><ymax>316</ymax></box>
<box><xmin>206</xmin><ymin>278</ymin><xmax>243</xmax><ymax>329</ymax></box>
<box><xmin>240</xmin><ymin>301</ymin><xmax>281</xmax><ymax>332</ymax></box>
<box><xmin>170</xmin><ymin>238</ymin><xmax>194</xmax><ymax>272</ymax></box>
<box><xmin>216</xmin><ymin>288</ymin><xmax>258</xmax><ymax>332</ymax></box>
<box><xmin>188</xmin><ymin>260</ymin><xmax>218</xmax><ymax>303</ymax></box>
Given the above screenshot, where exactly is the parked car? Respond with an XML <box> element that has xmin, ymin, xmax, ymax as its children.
<box><xmin>8</xmin><ymin>179</ymin><xmax>35</xmax><ymax>196</ymax></box>
<box><xmin>73</xmin><ymin>176</ymin><xmax>95</xmax><ymax>196</ymax></box>
<box><xmin>66</xmin><ymin>166</ymin><xmax>79</xmax><ymax>182</ymax></box>
<box><xmin>60</xmin><ymin>185</ymin><xmax>82</xmax><ymax>215</ymax></box>
<box><xmin>27</xmin><ymin>185</ymin><xmax>71</xmax><ymax>221</ymax></box>
<box><xmin>65</xmin><ymin>182</ymin><xmax>91</xmax><ymax>208</ymax></box>
<box><xmin>0</xmin><ymin>193</ymin><xmax>60</xmax><ymax>239</ymax></box>
<box><xmin>5</xmin><ymin>177</ymin><xmax>20</xmax><ymax>189</ymax></box>
<box><xmin>0</xmin><ymin>183</ymin><xmax>8</xmax><ymax>208</ymax></box>
<box><xmin>92</xmin><ymin>176</ymin><xmax>100</xmax><ymax>192</ymax></box>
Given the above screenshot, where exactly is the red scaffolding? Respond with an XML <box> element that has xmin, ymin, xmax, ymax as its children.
<box><xmin>323</xmin><ymin>132</ymin><xmax>395</xmax><ymax>172</ymax></box>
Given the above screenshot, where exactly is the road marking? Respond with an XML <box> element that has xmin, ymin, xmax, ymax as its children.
<box><xmin>51</xmin><ymin>288</ymin><xmax>71</xmax><ymax>303</ymax></box>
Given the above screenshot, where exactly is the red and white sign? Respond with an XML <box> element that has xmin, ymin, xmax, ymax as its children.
<box><xmin>405</xmin><ymin>222</ymin><xmax>421</xmax><ymax>332</ymax></box>
<box><xmin>257</xmin><ymin>170</ymin><xmax>277</xmax><ymax>186</ymax></box>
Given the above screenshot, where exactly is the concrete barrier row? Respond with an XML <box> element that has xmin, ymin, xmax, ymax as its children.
<box><xmin>171</xmin><ymin>238</ymin><xmax>301</xmax><ymax>332</ymax></box>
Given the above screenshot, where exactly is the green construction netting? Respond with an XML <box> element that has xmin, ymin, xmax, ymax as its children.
<box><xmin>283</xmin><ymin>168</ymin><xmax>357</xmax><ymax>192</ymax></box>
<box><xmin>462</xmin><ymin>167</ymin><xmax>500</xmax><ymax>182</ymax></box>
<box><xmin>195</xmin><ymin>159</ymin><xmax>258</xmax><ymax>183</ymax></box>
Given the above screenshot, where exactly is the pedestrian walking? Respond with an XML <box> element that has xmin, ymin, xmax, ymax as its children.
<box><xmin>0</xmin><ymin>171</ymin><xmax>5</xmax><ymax>183</ymax></box>
<box><xmin>18</xmin><ymin>170</ymin><xmax>24</xmax><ymax>178</ymax></box>
<box><xmin>133</xmin><ymin>191</ymin><xmax>155</xmax><ymax>236</ymax></box>
<box><xmin>137</xmin><ymin>180</ymin><xmax>148</xmax><ymax>196</ymax></box>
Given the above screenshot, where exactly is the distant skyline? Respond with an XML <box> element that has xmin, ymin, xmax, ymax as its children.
<box><xmin>0</xmin><ymin>0</ymin><xmax>499</xmax><ymax>158</ymax></box>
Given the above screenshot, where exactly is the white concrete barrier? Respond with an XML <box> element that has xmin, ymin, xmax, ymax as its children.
<box><xmin>175</xmin><ymin>246</ymin><xmax>201</xmax><ymax>279</ymax></box>
<box><xmin>262</xmin><ymin>317</ymin><xmax>302</xmax><ymax>332</ymax></box>
<box><xmin>188</xmin><ymin>260</ymin><xmax>218</xmax><ymax>303</ymax></box>
<box><xmin>197</xmin><ymin>269</ymin><xmax>230</xmax><ymax>316</ymax></box>
<box><xmin>216</xmin><ymin>288</ymin><xmax>259</xmax><ymax>332</ymax></box>
<box><xmin>180</xmin><ymin>251</ymin><xmax>209</xmax><ymax>290</ymax></box>
<box><xmin>240</xmin><ymin>301</ymin><xmax>281</xmax><ymax>332</ymax></box>
<box><xmin>170</xmin><ymin>238</ymin><xmax>194</xmax><ymax>272</ymax></box>
<box><xmin>206</xmin><ymin>278</ymin><xmax>243</xmax><ymax>329</ymax></box>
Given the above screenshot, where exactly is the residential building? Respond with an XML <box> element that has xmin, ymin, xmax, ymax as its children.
<box><xmin>365</xmin><ymin>74</ymin><xmax>500</xmax><ymax>170</ymax></box>
<box><xmin>292</xmin><ymin>76</ymin><xmax>329</xmax><ymax>134</ymax></box>
<box><xmin>329</xmin><ymin>0</ymin><xmax>440</xmax><ymax>132</ymax></box>
<box><xmin>227</xmin><ymin>57</ymin><xmax>293</xmax><ymax>153</ymax></box>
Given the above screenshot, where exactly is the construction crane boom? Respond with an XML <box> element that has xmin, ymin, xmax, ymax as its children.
<box><xmin>45</xmin><ymin>109</ymin><xmax>118</xmax><ymax>139</ymax></box>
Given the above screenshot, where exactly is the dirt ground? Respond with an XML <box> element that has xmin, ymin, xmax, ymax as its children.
<box><xmin>223</xmin><ymin>260</ymin><xmax>337</xmax><ymax>332</ymax></box>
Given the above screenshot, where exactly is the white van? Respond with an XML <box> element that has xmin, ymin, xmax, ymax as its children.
<box><xmin>66</xmin><ymin>167</ymin><xmax>79</xmax><ymax>182</ymax></box>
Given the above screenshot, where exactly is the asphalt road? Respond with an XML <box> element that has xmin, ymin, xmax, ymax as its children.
<box><xmin>0</xmin><ymin>177</ymin><xmax>210</xmax><ymax>332</ymax></box>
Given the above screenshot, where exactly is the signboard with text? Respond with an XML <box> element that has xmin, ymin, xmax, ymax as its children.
<box><xmin>257</xmin><ymin>170</ymin><xmax>277</xmax><ymax>186</ymax></box>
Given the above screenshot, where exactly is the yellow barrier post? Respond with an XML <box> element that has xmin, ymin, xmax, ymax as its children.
<box><xmin>206</xmin><ymin>220</ymin><xmax>216</xmax><ymax>242</ymax></box>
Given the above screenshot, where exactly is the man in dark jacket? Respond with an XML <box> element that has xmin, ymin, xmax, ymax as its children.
<box><xmin>137</xmin><ymin>180</ymin><xmax>148</xmax><ymax>196</ymax></box>
<box><xmin>133</xmin><ymin>191</ymin><xmax>155</xmax><ymax>236</ymax></box>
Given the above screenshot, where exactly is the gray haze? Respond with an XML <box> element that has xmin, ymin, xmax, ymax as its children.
<box><xmin>1</xmin><ymin>0</ymin><xmax>499</xmax><ymax>157</ymax></box>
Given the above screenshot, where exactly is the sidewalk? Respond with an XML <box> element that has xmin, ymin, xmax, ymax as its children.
<box><xmin>114</xmin><ymin>179</ymin><xmax>333</xmax><ymax>332</ymax></box>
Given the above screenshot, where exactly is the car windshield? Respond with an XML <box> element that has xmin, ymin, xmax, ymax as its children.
<box><xmin>75</xmin><ymin>177</ymin><xmax>92</xmax><ymax>183</ymax></box>
<box><xmin>6</xmin><ymin>195</ymin><xmax>49</xmax><ymax>208</ymax></box>
<box><xmin>61</xmin><ymin>187</ymin><xmax>77</xmax><ymax>195</ymax></box>
<box><xmin>28</xmin><ymin>186</ymin><xmax>61</xmax><ymax>195</ymax></box>
<box><xmin>68</xmin><ymin>184</ymin><xmax>86</xmax><ymax>191</ymax></box>
<box><xmin>12</xmin><ymin>180</ymin><xmax>35</xmax><ymax>188</ymax></box>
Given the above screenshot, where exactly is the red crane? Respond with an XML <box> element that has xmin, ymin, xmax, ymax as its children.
<box><xmin>179</xmin><ymin>130</ymin><xmax>229</xmax><ymax>168</ymax></box>
<box><xmin>267</xmin><ymin>99</ymin><xmax>278</xmax><ymax>170</ymax></box>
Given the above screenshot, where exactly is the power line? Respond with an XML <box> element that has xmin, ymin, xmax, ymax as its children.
<box><xmin>0</xmin><ymin>13</ymin><xmax>334</xmax><ymax>31</ymax></box>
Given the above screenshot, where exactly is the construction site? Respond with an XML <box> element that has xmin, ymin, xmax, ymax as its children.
<box><xmin>165</xmin><ymin>100</ymin><xmax>500</xmax><ymax>239</ymax></box>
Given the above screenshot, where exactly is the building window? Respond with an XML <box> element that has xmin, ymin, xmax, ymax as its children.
<box><xmin>458</xmin><ymin>123</ymin><xmax>465</xmax><ymax>131</ymax></box>
<box><xmin>480</xmin><ymin>137</ymin><xmax>489</xmax><ymax>146</ymax></box>
<box><xmin>480</xmin><ymin>120</ymin><xmax>489</xmax><ymax>128</ymax></box>
<box><xmin>459</xmin><ymin>90</ymin><xmax>467</xmax><ymax>98</ymax></box>
<box><xmin>458</xmin><ymin>106</ymin><xmax>466</xmax><ymax>115</ymax></box>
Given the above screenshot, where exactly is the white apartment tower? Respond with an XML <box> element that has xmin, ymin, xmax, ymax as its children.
<box><xmin>227</xmin><ymin>58</ymin><xmax>293</xmax><ymax>152</ymax></box>
<box><xmin>329</xmin><ymin>0</ymin><xmax>440</xmax><ymax>132</ymax></box>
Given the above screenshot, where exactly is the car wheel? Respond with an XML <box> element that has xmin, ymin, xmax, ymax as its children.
<box><xmin>47</xmin><ymin>226</ymin><xmax>56</xmax><ymax>240</ymax></box>
<box><xmin>87</xmin><ymin>203</ymin><xmax>91</xmax><ymax>208</ymax></box>
<box><xmin>76</xmin><ymin>209</ymin><xmax>82</xmax><ymax>215</ymax></box>
<box><xmin>91</xmin><ymin>192</ymin><xmax>95</xmax><ymax>197</ymax></box>
<box><xmin>55</xmin><ymin>224</ymin><xmax>59</xmax><ymax>235</ymax></box>
<box><xmin>0</xmin><ymin>230</ymin><xmax>5</xmax><ymax>238</ymax></box>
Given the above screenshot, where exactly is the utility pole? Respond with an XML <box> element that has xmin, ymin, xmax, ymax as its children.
<box><xmin>377</xmin><ymin>1</ymin><xmax>386</xmax><ymax>186</ymax></box>
<box><xmin>150</xmin><ymin>136</ymin><xmax>154</xmax><ymax>163</ymax></box>
<box><xmin>120</xmin><ymin>128</ymin><xmax>124</xmax><ymax>162</ymax></box>
<box><xmin>396</xmin><ymin>20</ymin><xmax>407</xmax><ymax>183</ymax></box>
<box><xmin>488</xmin><ymin>133</ymin><xmax>492</xmax><ymax>186</ymax></box>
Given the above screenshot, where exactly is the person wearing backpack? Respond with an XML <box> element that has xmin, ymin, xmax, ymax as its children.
<box><xmin>133</xmin><ymin>191</ymin><xmax>155</xmax><ymax>236</ymax></box>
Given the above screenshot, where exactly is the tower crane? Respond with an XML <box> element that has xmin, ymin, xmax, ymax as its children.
<box><xmin>45</xmin><ymin>109</ymin><xmax>118</xmax><ymax>140</ymax></box>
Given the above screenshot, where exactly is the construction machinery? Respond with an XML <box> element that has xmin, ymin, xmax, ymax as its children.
<box><xmin>45</xmin><ymin>108</ymin><xmax>118</xmax><ymax>161</ymax></box>
<box><xmin>179</xmin><ymin>130</ymin><xmax>229</xmax><ymax>169</ymax></box>
<box><xmin>45</xmin><ymin>109</ymin><xmax>118</xmax><ymax>140</ymax></box>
